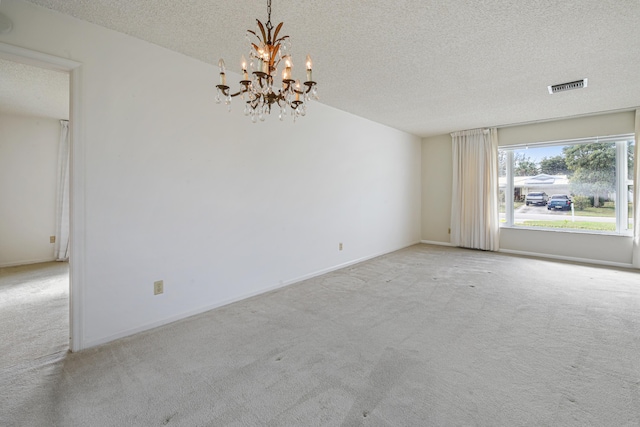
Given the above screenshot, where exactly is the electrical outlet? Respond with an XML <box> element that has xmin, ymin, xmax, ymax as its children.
<box><xmin>50</xmin><ymin>236</ymin><xmax>56</xmax><ymax>243</ymax></box>
<box><xmin>339</xmin><ymin>243</ymin><xmax>343</xmax><ymax>251</ymax></box>
<box><xmin>154</xmin><ymin>280</ymin><xmax>164</xmax><ymax>295</ymax></box>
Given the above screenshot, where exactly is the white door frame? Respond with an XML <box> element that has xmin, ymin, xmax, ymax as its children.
<box><xmin>0</xmin><ymin>42</ymin><xmax>85</xmax><ymax>352</ymax></box>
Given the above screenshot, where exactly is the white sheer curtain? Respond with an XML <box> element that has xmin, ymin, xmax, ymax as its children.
<box><xmin>450</xmin><ymin>128</ymin><xmax>499</xmax><ymax>251</ymax></box>
<box><xmin>55</xmin><ymin>120</ymin><xmax>70</xmax><ymax>261</ymax></box>
<box><xmin>633</xmin><ymin>109</ymin><xmax>640</xmax><ymax>268</ymax></box>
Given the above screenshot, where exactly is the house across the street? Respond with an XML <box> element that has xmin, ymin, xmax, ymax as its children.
<box><xmin>499</xmin><ymin>174</ymin><xmax>570</xmax><ymax>201</ymax></box>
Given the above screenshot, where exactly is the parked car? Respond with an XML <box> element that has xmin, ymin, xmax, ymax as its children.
<box><xmin>547</xmin><ymin>194</ymin><xmax>572</xmax><ymax>210</ymax></box>
<box><xmin>525</xmin><ymin>192</ymin><xmax>549</xmax><ymax>206</ymax></box>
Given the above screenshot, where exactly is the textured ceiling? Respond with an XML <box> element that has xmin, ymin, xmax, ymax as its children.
<box><xmin>0</xmin><ymin>58</ymin><xmax>69</xmax><ymax>119</ymax></box>
<box><xmin>17</xmin><ymin>0</ymin><xmax>640</xmax><ymax>136</ymax></box>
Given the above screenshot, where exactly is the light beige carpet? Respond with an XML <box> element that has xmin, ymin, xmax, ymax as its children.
<box><xmin>0</xmin><ymin>261</ymin><xmax>69</xmax><ymax>425</ymax></box>
<box><xmin>1</xmin><ymin>245</ymin><xmax>639</xmax><ymax>426</ymax></box>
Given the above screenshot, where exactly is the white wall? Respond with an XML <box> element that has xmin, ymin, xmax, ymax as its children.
<box><xmin>421</xmin><ymin>134</ymin><xmax>452</xmax><ymax>243</ymax></box>
<box><xmin>422</xmin><ymin>111</ymin><xmax>635</xmax><ymax>266</ymax></box>
<box><xmin>0</xmin><ymin>1</ymin><xmax>421</xmax><ymax>349</ymax></box>
<box><xmin>0</xmin><ymin>113</ymin><xmax>59</xmax><ymax>267</ymax></box>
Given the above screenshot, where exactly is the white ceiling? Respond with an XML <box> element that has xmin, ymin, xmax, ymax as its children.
<box><xmin>0</xmin><ymin>57</ymin><xmax>69</xmax><ymax>120</ymax></box>
<box><xmin>14</xmin><ymin>0</ymin><xmax>640</xmax><ymax>136</ymax></box>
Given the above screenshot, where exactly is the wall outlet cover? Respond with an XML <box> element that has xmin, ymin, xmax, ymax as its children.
<box><xmin>154</xmin><ymin>280</ymin><xmax>164</xmax><ymax>295</ymax></box>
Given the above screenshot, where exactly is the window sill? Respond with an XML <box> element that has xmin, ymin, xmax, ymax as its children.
<box><xmin>499</xmin><ymin>224</ymin><xmax>633</xmax><ymax>238</ymax></box>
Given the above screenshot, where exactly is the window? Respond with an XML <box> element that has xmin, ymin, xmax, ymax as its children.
<box><xmin>499</xmin><ymin>135</ymin><xmax>634</xmax><ymax>234</ymax></box>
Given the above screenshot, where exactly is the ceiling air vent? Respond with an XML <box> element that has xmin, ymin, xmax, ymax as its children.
<box><xmin>547</xmin><ymin>79</ymin><xmax>588</xmax><ymax>94</ymax></box>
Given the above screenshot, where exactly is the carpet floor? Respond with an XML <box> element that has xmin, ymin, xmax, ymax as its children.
<box><xmin>1</xmin><ymin>245</ymin><xmax>639</xmax><ymax>426</ymax></box>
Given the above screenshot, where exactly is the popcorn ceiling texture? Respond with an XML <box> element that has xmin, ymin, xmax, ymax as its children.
<box><xmin>0</xmin><ymin>58</ymin><xmax>69</xmax><ymax>119</ymax></box>
<box><xmin>13</xmin><ymin>0</ymin><xmax>640</xmax><ymax>135</ymax></box>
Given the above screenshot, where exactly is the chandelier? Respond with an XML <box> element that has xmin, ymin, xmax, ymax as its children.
<box><xmin>216</xmin><ymin>0</ymin><xmax>318</xmax><ymax>122</ymax></box>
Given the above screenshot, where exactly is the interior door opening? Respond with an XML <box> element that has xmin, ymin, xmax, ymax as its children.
<box><xmin>0</xmin><ymin>42</ymin><xmax>83</xmax><ymax>351</ymax></box>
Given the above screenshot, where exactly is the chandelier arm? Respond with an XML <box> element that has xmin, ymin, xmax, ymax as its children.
<box><xmin>216</xmin><ymin>85</ymin><xmax>250</xmax><ymax>98</ymax></box>
<box><xmin>253</xmin><ymin>74</ymin><xmax>267</xmax><ymax>90</ymax></box>
<box><xmin>302</xmin><ymin>81</ymin><xmax>317</xmax><ymax>93</ymax></box>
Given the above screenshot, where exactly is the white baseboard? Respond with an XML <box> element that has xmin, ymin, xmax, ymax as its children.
<box><xmin>83</xmin><ymin>240</ymin><xmax>422</xmax><ymax>350</ymax></box>
<box><xmin>0</xmin><ymin>258</ymin><xmax>56</xmax><ymax>268</ymax></box>
<box><xmin>420</xmin><ymin>240</ymin><xmax>454</xmax><ymax>247</ymax></box>
<box><xmin>498</xmin><ymin>248</ymin><xmax>634</xmax><ymax>269</ymax></box>
<box><xmin>418</xmin><ymin>241</ymin><xmax>634</xmax><ymax>269</ymax></box>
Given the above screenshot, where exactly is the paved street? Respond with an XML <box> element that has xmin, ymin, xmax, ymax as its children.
<box><xmin>500</xmin><ymin>204</ymin><xmax>617</xmax><ymax>223</ymax></box>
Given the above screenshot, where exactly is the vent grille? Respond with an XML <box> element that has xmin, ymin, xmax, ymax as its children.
<box><xmin>548</xmin><ymin>79</ymin><xmax>588</xmax><ymax>94</ymax></box>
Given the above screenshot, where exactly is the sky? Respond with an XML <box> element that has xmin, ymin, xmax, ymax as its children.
<box><xmin>514</xmin><ymin>145</ymin><xmax>565</xmax><ymax>163</ymax></box>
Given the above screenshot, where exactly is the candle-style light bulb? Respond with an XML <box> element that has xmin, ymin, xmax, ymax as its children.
<box><xmin>218</xmin><ymin>58</ymin><xmax>226</xmax><ymax>85</ymax></box>
<box><xmin>256</xmin><ymin>49</ymin><xmax>264</xmax><ymax>74</ymax></box>
<box><xmin>305</xmin><ymin>55</ymin><xmax>312</xmax><ymax>82</ymax></box>
<box><xmin>282</xmin><ymin>56</ymin><xmax>292</xmax><ymax>82</ymax></box>
<box><xmin>295</xmin><ymin>80</ymin><xmax>301</xmax><ymax>101</ymax></box>
<box><xmin>241</xmin><ymin>55</ymin><xmax>248</xmax><ymax>80</ymax></box>
<box><xmin>262</xmin><ymin>50</ymin><xmax>269</xmax><ymax>73</ymax></box>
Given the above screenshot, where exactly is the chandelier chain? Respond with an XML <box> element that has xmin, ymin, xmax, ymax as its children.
<box><xmin>266</xmin><ymin>0</ymin><xmax>273</xmax><ymax>30</ymax></box>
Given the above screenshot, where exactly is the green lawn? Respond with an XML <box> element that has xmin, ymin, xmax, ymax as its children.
<box><xmin>515</xmin><ymin>220</ymin><xmax>616</xmax><ymax>231</ymax></box>
<box><xmin>573</xmin><ymin>206</ymin><xmax>615</xmax><ymax>217</ymax></box>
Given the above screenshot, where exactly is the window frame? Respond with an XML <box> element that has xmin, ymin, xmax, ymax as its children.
<box><xmin>499</xmin><ymin>134</ymin><xmax>635</xmax><ymax>236</ymax></box>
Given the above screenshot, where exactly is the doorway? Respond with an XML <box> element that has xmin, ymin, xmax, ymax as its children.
<box><xmin>0</xmin><ymin>42</ymin><xmax>83</xmax><ymax>351</ymax></box>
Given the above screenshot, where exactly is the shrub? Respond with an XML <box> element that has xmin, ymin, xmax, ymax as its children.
<box><xmin>573</xmin><ymin>195</ymin><xmax>591</xmax><ymax>210</ymax></box>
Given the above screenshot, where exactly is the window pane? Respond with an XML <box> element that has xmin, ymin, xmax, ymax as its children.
<box><xmin>629</xmin><ymin>140</ymin><xmax>635</xmax><ymax>179</ymax></box>
<box><xmin>629</xmin><ymin>185</ymin><xmax>634</xmax><ymax>230</ymax></box>
<box><xmin>511</xmin><ymin>142</ymin><xmax>619</xmax><ymax>232</ymax></box>
<box><xmin>629</xmin><ymin>140</ymin><xmax>635</xmax><ymax>231</ymax></box>
<box><xmin>498</xmin><ymin>150</ymin><xmax>506</xmax><ymax>224</ymax></box>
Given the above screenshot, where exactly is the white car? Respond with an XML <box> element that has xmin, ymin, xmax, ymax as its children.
<box><xmin>525</xmin><ymin>192</ymin><xmax>549</xmax><ymax>206</ymax></box>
